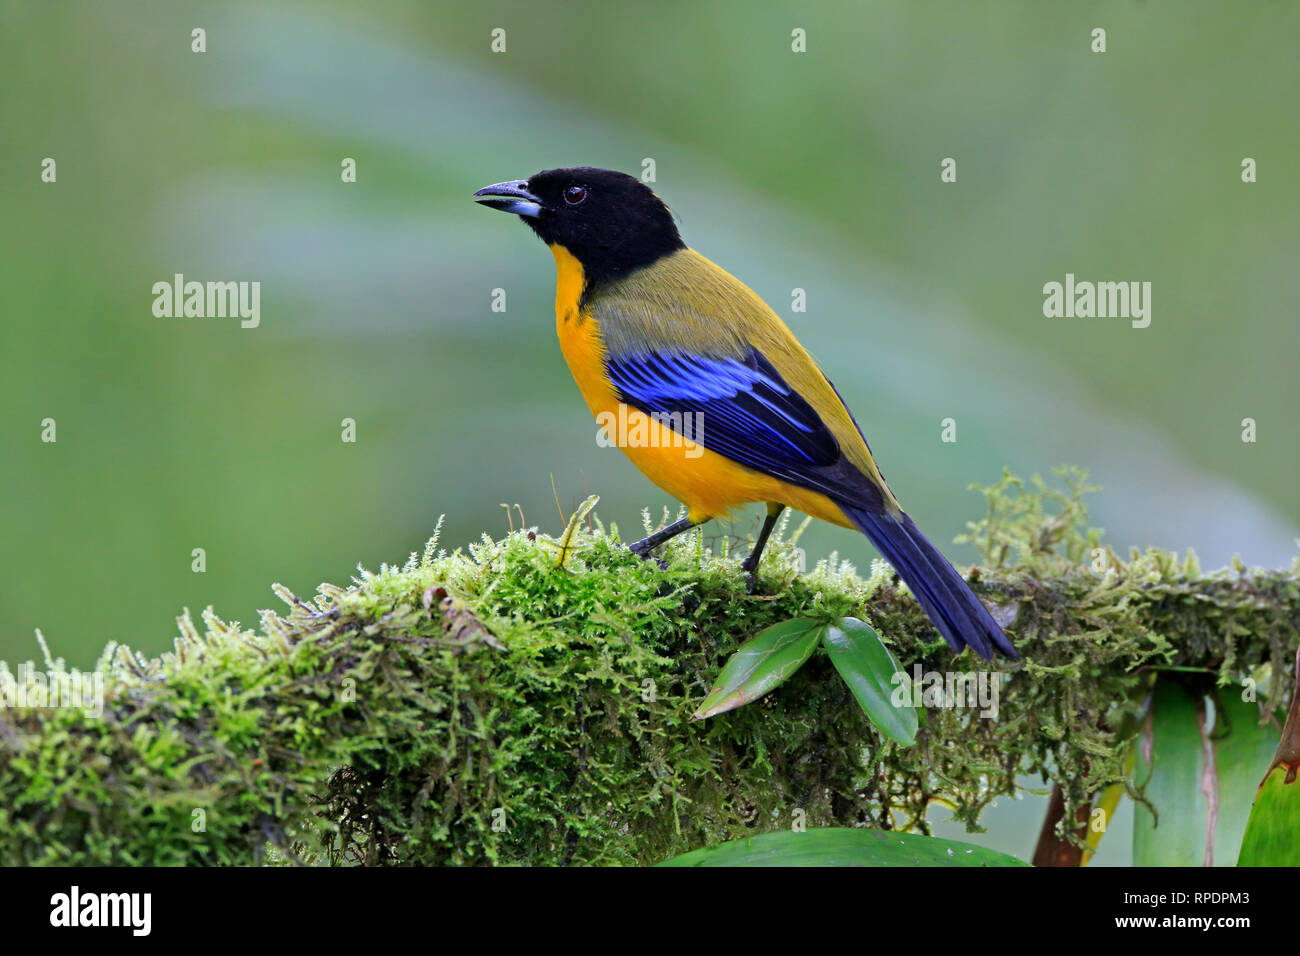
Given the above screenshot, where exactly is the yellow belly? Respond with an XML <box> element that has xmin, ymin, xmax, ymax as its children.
<box><xmin>549</xmin><ymin>244</ymin><xmax>853</xmax><ymax>528</ymax></box>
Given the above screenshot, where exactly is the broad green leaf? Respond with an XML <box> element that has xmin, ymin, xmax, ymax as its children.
<box><xmin>1239</xmin><ymin>654</ymin><xmax>1300</xmax><ymax>866</ymax></box>
<box><xmin>658</xmin><ymin>827</ymin><xmax>1028</xmax><ymax>867</ymax></box>
<box><xmin>1211</xmin><ymin>696</ymin><xmax>1280</xmax><ymax>866</ymax></box>
<box><xmin>1238</xmin><ymin>765</ymin><xmax>1300</xmax><ymax>866</ymax></box>
<box><xmin>1133</xmin><ymin>680</ymin><xmax>1212</xmax><ymax>866</ymax></box>
<box><xmin>1133</xmin><ymin>679</ymin><xmax>1282</xmax><ymax>866</ymax></box>
<box><xmin>821</xmin><ymin>616</ymin><xmax>916</xmax><ymax>746</ymax></box>
<box><xmin>692</xmin><ymin>617</ymin><xmax>823</xmax><ymax>719</ymax></box>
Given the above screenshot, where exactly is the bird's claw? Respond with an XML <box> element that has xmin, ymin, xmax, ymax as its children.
<box><xmin>629</xmin><ymin>542</ymin><xmax>668</xmax><ymax>570</ymax></box>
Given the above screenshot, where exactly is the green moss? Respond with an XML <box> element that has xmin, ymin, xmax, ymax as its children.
<box><xmin>1</xmin><ymin>469</ymin><xmax>1296</xmax><ymax>865</ymax></box>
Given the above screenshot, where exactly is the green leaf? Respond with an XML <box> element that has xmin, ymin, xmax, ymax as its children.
<box><xmin>1238</xmin><ymin>765</ymin><xmax>1300</xmax><ymax>865</ymax></box>
<box><xmin>658</xmin><ymin>827</ymin><xmax>1028</xmax><ymax>867</ymax></box>
<box><xmin>1211</xmin><ymin>696</ymin><xmax>1280</xmax><ymax>866</ymax></box>
<box><xmin>1133</xmin><ymin>678</ymin><xmax>1282</xmax><ymax>866</ymax></box>
<box><xmin>1239</xmin><ymin>654</ymin><xmax>1300</xmax><ymax>866</ymax></box>
<box><xmin>692</xmin><ymin>617</ymin><xmax>823</xmax><ymax>720</ymax></box>
<box><xmin>1133</xmin><ymin>680</ymin><xmax>1211</xmax><ymax>866</ymax></box>
<box><xmin>1130</xmin><ymin>678</ymin><xmax>1279</xmax><ymax>866</ymax></box>
<box><xmin>821</xmin><ymin>617</ymin><xmax>917</xmax><ymax>746</ymax></box>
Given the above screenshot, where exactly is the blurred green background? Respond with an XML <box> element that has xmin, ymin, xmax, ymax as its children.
<box><xmin>2</xmin><ymin>1</ymin><xmax>1297</xmax><ymax>863</ymax></box>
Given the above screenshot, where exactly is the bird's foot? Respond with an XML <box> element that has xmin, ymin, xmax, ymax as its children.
<box><xmin>625</xmin><ymin>516</ymin><xmax>697</xmax><ymax>572</ymax></box>
<box><xmin>740</xmin><ymin>556</ymin><xmax>761</xmax><ymax>594</ymax></box>
<box><xmin>629</xmin><ymin>540</ymin><xmax>669</xmax><ymax>570</ymax></box>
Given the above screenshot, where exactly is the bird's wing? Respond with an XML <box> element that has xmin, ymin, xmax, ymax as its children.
<box><xmin>604</xmin><ymin>346</ymin><xmax>888</xmax><ymax>509</ymax></box>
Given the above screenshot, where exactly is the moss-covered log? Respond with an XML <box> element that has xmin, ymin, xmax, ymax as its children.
<box><xmin>1</xmin><ymin>470</ymin><xmax>1296</xmax><ymax>865</ymax></box>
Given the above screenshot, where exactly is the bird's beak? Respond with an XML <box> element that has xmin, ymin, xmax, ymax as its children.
<box><xmin>472</xmin><ymin>180</ymin><xmax>542</xmax><ymax>218</ymax></box>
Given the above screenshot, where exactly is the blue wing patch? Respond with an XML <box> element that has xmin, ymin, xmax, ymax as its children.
<box><xmin>604</xmin><ymin>347</ymin><xmax>881</xmax><ymax>505</ymax></box>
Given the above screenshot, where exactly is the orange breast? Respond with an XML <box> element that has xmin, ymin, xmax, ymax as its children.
<box><xmin>548</xmin><ymin>244</ymin><xmax>853</xmax><ymax>528</ymax></box>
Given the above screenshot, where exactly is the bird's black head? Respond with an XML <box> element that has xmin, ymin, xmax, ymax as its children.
<box><xmin>473</xmin><ymin>167</ymin><xmax>685</xmax><ymax>283</ymax></box>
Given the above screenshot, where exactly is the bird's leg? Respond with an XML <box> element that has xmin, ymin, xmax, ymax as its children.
<box><xmin>741</xmin><ymin>504</ymin><xmax>785</xmax><ymax>594</ymax></box>
<box><xmin>628</xmin><ymin>515</ymin><xmax>698</xmax><ymax>568</ymax></box>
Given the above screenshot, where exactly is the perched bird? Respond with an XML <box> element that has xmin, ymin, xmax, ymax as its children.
<box><xmin>473</xmin><ymin>167</ymin><xmax>1016</xmax><ymax>660</ymax></box>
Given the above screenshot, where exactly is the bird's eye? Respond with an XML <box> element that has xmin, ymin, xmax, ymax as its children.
<box><xmin>563</xmin><ymin>184</ymin><xmax>588</xmax><ymax>205</ymax></box>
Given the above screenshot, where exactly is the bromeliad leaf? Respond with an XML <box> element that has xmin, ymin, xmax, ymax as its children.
<box><xmin>1133</xmin><ymin>679</ymin><xmax>1213</xmax><ymax>866</ymax></box>
<box><xmin>658</xmin><ymin>827</ymin><xmax>1028</xmax><ymax>867</ymax></box>
<box><xmin>1239</xmin><ymin>648</ymin><xmax>1300</xmax><ymax>866</ymax></box>
<box><xmin>692</xmin><ymin>617</ymin><xmax>823</xmax><ymax>720</ymax></box>
<box><xmin>1209</xmin><ymin>695</ymin><xmax>1280</xmax><ymax>865</ymax></box>
<box><xmin>821</xmin><ymin>616</ymin><xmax>917</xmax><ymax>746</ymax></box>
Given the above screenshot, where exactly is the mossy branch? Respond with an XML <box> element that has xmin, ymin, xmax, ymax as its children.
<box><xmin>1</xmin><ymin>469</ymin><xmax>1297</xmax><ymax>865</ymax></box>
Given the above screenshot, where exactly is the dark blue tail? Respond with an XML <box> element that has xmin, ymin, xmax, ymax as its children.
<box><xmin>843</xmin><ymin>507</ymin><xmax>1016</xmax><ymax>661</ymax></box>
